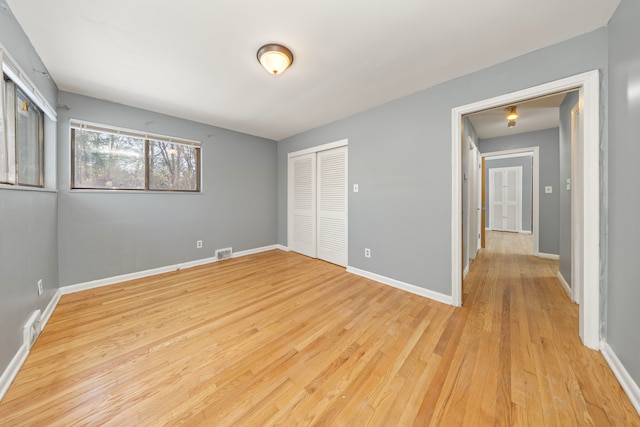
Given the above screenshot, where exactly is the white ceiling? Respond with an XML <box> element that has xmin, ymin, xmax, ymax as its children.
<box><xmin>6</xmin><ymin>0</ymin><xmax>619</xmax><ymax>141</ymax></box>
<box><xmin>466</xmin><ymin>91</ymin><xmax>573</xmax><ymax>140</ymax></box>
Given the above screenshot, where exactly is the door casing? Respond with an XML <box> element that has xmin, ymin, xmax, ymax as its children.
<box><xmin>451</xmin><ymin>70</ymin><xmax>600</xmax><ymax>349</ymax></box>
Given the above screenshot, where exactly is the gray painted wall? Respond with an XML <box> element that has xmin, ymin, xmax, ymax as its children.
<box><xmin>277</xmin><ymin>29</ymin><xmax>607</xmax><ymax>295</ymax></box>
<box><xmin>0</xmin><ymin>1</ymin><xmax>59</xmax><ymax>382</ymax></box>
<box><xmin>56</xmin><ymin>92</ymin><xmax>277</xmax><ymax>286</ymax></box>
<box><xmin>484</xmin><ymin>156</ymin><xmax>533</xmax><ymax>232</ymax></box>
<box><xmin>559</xmin><ymin>91</ymin><xmax>579</xmax><ymax>286</ymax></box>
<box><xmin>480</xmin><ymin>128</ymin><xmax>560</xmax><ymax>255</ymax></box>
<box><xmin>607</xmin><ymin>0</ymin><xmax>640</xmax><ymax>390</ymax></box>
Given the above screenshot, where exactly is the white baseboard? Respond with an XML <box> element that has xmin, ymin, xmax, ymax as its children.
<box><xmin>602</xmin><ymin>341</ymin><xmax>640</xmax><ymax>416</ymax></box>
<box><xmin>41</xmin><ymin>289</ymin><xmax>61</xmax><ymax>327</ymax></box>
<box><xmin>556</xmin><ymin>271</ymin><xmax>571</xmax><ymax>297</ymax></box>
<box><xmin>233</xmin><ymin>244</ymin><xmax>284</xmax><ymax>257</ymax></box>
<box><xmin>520</xmin><ymin>230</ymin><xmax>532</xmax><ymax>235</ymax></box>
<box><xmin>61</xmin><ymin>244</ymin><xmax>282</xmax><ymax>295</ymax></box>
<box><xmin>346</xmin><ymin>266</ymin><xmax>454</xmax><ymax>306</ymax></box>
<box><xmin>0</xmin><ymin>288</ymin><xmax>61</xmax><ymax>402</ymax></box>
<box><xmin>275</xmin><ymin>244</ymin><xmax>290</xmax><ymax>252</ymax></box>
<box><xmin>463</xmin><ymin>264</ymin><xmax>470</xmax><ymax>279</ymax></box>
<box><xmin>538</xmin><ymin>252</ymin><xmax>560</xmax><ymax>260</ymax></box>
<box><xmin>0</xmin><ymin>339</ymin><xmax>28</xmax><ymax>402</ymax></box>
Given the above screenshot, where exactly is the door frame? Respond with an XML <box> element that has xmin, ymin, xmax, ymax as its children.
<box><xmin>466</xmin><ymin>136</ymin><xmax>480</xmax><ymax>263</ymax></box>
<box><xmin>482</xmin><ymin>148</ymin><xmax>539</xmax><ymax>254</ymax></box>
<box><xmin>451</xmin><ymin>70</ymin><xmax>600</xmax><ymax>349</ymax></box>
<box><xmin>571</xmin><ymin>103</ymin><xmax>583</xmax><ymax>306</ymax></box>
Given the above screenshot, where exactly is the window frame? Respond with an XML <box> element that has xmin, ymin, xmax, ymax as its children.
<box><xmin>70</xmin><ymin>120</ymin><xmax>202</xmax><ymax>193</ymax></box>
<box><xmin>1</xmin><ymin>74</ymin><xmax>45</xmax><ymax>188</ymax></box>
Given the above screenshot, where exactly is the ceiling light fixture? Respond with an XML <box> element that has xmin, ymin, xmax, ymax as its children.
<box><xmin>506</xmin><ymin>106</ymin><xmax>519</xmax><ymax>121</ymax></box>
<box><xmin>257</xmin><ymin>43</ymin><xmax>294</xmax><ymax>76</ymax></box>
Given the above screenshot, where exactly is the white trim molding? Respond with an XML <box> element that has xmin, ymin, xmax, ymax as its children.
<box><xmin>0</xmin><ymin>288</ymin><xmax>61</xmax><ymax>402</ymax></box>
<box><xmin>451</xmin><ymin>70</ymin><xmax>601</xmax><ymax>349</ymax></box>
<box><xmin>0</xmin><ymin>339</ymin><xmax>28</xmax><ymax>402</ymax></box>
<box><xmin>287</xmin><ymin>138</ymin><xmax>348</xmax><ymax>159</ymax></box>
<box><xmin>602</xmin><ymin>342</ymin><xmax>640</xmax><ymax>416</ymax></box>
<box><xmin>556</xmin><ymin>271</ymin><xmax>571</xmax><ymax>297</ymax></box>
<box><xmin>538</xmin><ymin>252</ymin><xmax>560</xmax><ymax>260</ymax></box>
<box><xmin>346</xmin><ymin>266</ymin><xmax>453</xmax><ymax>306</ymax></box>
<box><xmin>61</xmin><ymin>244</ymin><xmax>283</xmax><ymax>295</ymax></box>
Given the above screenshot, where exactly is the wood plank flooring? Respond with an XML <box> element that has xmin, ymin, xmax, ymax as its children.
<box><xmin>1</xmin><ymin>231</ymin><xmax>639</xmax><ymax>425</ymax></box>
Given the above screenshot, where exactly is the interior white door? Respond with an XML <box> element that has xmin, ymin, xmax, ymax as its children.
<box><xmin>489</xmin><ymin>166</ymin><xmax>522</xmax><ymax>232</ymax></box>
<box><xmin>317</xmin><ymin>146</ymin><xmax>348</xmax><ymax>267</ymax></box>
<box><xmin>288</xmin><ymin>153</ymin><xmax>317</xmax><ymax>258</ymax></box>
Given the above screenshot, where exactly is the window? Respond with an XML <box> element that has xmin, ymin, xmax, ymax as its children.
<box><xmin>70</xmin><ymin>121</ymin><xmax>201</xmax><ymax>192</ymax></box>
<box><xmin>1</xmin><ymin>75</ymin><xmax>45</xmax><ymax>187</ymax></box>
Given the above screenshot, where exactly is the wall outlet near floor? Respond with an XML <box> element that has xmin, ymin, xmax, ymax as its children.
<box><xmin>37</xmin><ymin>279</ymin><xmax>43</xmax><ymax>296</ymax></box>
<box><xmin>196</xmin><ymin>240</ymin><xmax>203</xmax><ymax>249</ymax></box>
<box><xmin>364</xmin><ymin>248</ymin><xmax>371</xmax><ymax>258</ymax></box>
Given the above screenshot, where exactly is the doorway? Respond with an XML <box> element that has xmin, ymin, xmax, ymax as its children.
<box><xmin>481</xmin><ymin>148</ymin><xmax>539</xmax><ymax>256</ymax></box>
<box><xmin>451</xmin><ymin>70</ymin><xmax>600</xmax><ymax>349</ymax></box>
<box><xmin>489</xmin><ymin>166</ymin><xmax>523</xmax><ymax>232</ymax></box>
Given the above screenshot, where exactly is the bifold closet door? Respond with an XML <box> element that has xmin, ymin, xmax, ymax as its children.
<box><xmin>288</xmin><ymin>145</ymin><xmax>348</xmax><ymax>267</ymax></box>
<box><xmin>489</xmin><ymin>166</ymin><xmax>522</xmax><ymax>232</ymax></box>
<box><xmin>288</xmin><ymin>153</ymin><xmax>317</xmax><ymax>258</ymax></box>
<box><xmin>317</xmin><ymin>146</ymin><xmax>348</xmax><ymax>267</ymax></box>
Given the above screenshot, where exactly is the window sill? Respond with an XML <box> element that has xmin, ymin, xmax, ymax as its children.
<box><xmin>68</xmin><ymin>188</ymin><xmax>203</xmax><ymax>195</ymax></box>
<box><xmin>0</xmin><ymin>184</ymin><xmax>57</xmax><ymax>193</ymax></box>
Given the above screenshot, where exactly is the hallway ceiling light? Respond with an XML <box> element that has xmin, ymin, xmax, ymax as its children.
<box><xmin>506</xmin><ymin>106</ymin><xmax>518</xmax><ymax>128</ymax></box>
<box><xmin>257</xmin><ymin>44</ymin><xmax>294</xmax><ymax>76</ymax></box>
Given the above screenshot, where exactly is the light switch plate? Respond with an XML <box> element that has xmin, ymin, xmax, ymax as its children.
<box><xmin>353</xmin><ymin>184</ymin><xmax>359</xmax><ymax>192</ymax></box>
<box><xmin>545</xmin><ymin>186</ymin><xmax>553</xmax><ymax>194</ymax></box>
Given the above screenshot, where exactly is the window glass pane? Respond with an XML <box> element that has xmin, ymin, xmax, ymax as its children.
<box><xmin>0</xmin><ymin>80</ymin><xmax>6</xmax><ymax>183</ymax></box>
<box><xmin>73</xmin><ymin>128</ymin><xmax>145</xmax><ymax>189</ymax></box>
<box><xmin>16</xmin><ymin>90</ymin><xmax>42</xmax><ymax>186</ymax></box>
<box><xmin>149</xmin><ymin>140</ymin><xmax>199</xmax><ymax>191</ymax></box>
<box><xmin>2</xmin><ymin>79</ymin><xmax>16</xmax><ymax>184</ymax></box>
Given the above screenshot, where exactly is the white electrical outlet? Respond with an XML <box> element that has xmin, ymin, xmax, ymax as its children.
<box><xmin>364</xmin><ymin>248</ymin><xmax>371</xmax><ymax>258</ymax></box>
<box><xmin>37</xmin><ymin>279</ymin><xmax>43</xmax><ymax>296</ymax></box>
<box><xmin>196</xmin><ymin>240</ymin><xmax>203</xmax><ymax>249</ymax></box>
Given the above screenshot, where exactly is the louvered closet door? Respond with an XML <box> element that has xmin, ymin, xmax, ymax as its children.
<box><xmin>489</xmin><ymin>166</ymin><xmax>522</xmax><ymax>232</ymax></box>
<box><xmin>289</xmin><ymin>153</ymin><xmax>317</xmax><ymax>258</ymax></box>
<box><xmin>317</xmin><ymin>146</ymin><xmax>348</xmax><ymax>267</ymax></box>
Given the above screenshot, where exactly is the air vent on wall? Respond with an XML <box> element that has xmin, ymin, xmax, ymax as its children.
<box><xmin>215</xmin><ymin>247</ymin><xmax>232</xmax><ymax>261</ymax></box>
<box><xmin>24</xmin><ymin>309</ymin><xmax>42</xmax><ymax>349</ymax></box>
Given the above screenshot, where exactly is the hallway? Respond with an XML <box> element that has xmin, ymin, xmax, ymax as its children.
<box><xmin>461</xmin><ymin>231</ymin><xmax>637</xmax><ymax>425</ymax></box>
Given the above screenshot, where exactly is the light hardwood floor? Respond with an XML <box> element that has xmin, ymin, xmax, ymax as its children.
<box><xmin>1</xmin><ymin>232</ymin><xmax>638</xmax><ymax>426</ymax></box>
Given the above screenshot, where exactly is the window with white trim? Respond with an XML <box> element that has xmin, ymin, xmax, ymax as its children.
<box><xmin>1</xmin><ymin>74</ymin><xmax>45</xmax><ymax>187</ymax></box>
<box><xmin>70</xmin><ymin>120</ymin><xmax>201</xmax><ymax>192</ymax></box>
<box><xmin>0</xmin><ymin>47</ymin><xmax>56</xmax><ymax>189</ymax></box>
